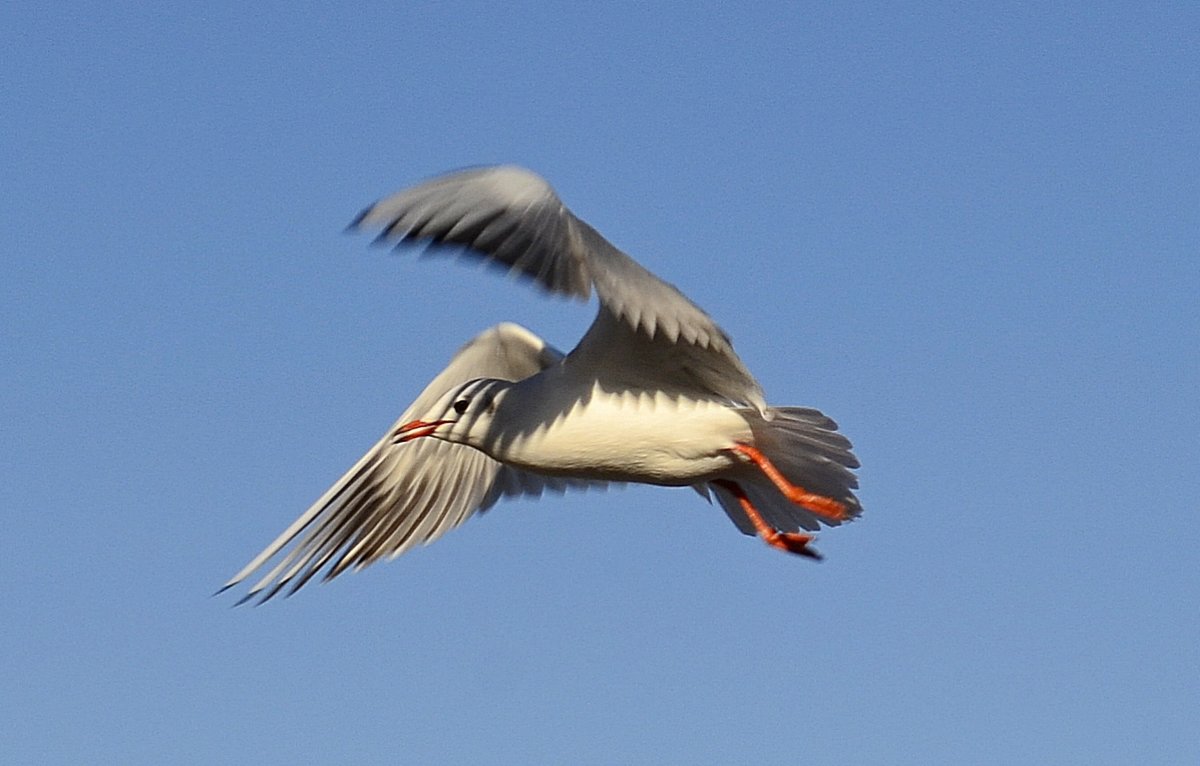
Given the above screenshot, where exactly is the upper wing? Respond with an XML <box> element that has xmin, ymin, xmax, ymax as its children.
<box><xmin>351</xmin><ymin>165</ymin><xmax>765</xmax><ymax>410</ymax></box>
<box><xmin>222</xmin><ymin>323</ymin><xmax>572</xmax><ymax>603</ymax></box>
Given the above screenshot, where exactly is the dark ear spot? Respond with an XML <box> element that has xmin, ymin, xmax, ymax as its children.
<box><xmin>453</xmin><ymin>399</ymin><xmax>470</xmax><ymax>415</ymax></box>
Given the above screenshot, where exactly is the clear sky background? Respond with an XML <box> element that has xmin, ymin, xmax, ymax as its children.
<box><xmin>3</xmin><ymin>3</ymin><xmax>1197</xmax><ymax>764</ymax></box>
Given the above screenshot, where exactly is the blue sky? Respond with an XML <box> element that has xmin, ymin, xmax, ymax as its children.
<box><xmin>3</xmin><ymin>3</ymin><xmax>1197</xmax><ymax>764</ymax></box>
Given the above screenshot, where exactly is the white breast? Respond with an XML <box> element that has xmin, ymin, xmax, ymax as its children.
<box><xmin>486</xmin><ymin>381</ymin><xmax>754</xmax><ymax>485</ymax></box>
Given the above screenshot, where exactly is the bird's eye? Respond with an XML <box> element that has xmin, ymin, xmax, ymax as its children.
<box><xmin>452</xmin><ymin>399</ymin><xmax>470</xmax><ymax>415</ymax></box>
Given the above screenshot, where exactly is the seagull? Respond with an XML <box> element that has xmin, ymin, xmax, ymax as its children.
<box><xmin>222</xmin><ymin>166</ymin><xmax>861</xmax><ymax>603</ymax></box>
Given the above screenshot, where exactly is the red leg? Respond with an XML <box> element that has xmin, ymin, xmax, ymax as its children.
<box><xmin>729</xmin><ymin>443</ymin><xmax>847</xmax><ymax>522</ymax></box>
<box><xmin>713</xmin><ymin>480</ymin><xmax>822</xmax><ymax>560</ymax></box>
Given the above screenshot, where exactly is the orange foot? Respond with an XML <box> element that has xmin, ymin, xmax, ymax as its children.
<box><xmin>762</xmin><ymin>530</ymin><xmax>823</xmax><ymax>560</ymax></box>
<box><xmin>729</xmin><ymin>442</ymin><xmax>847</xmax><ymax>522</ymax></box>
<box><xmin>714</xmin><ymin>479</ymin><xmax>823</xmax><ymax>561</ymax></box>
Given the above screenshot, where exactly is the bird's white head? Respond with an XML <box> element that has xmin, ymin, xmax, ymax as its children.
<box><xmin>392</xmin><ymin>378</ymin><xmax>511</xmax><ymax>449</ymax></box>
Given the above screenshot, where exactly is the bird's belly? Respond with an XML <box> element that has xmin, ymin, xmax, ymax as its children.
<box><xmin>490</xmin><ymin>390</ymin><xmax>753</xmax><ymax>485</ymax></box>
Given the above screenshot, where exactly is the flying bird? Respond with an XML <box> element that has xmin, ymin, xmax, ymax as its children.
<box><xmin>223</xmin><ymin>166</ymin><xmax>861</xmax><ymax>603</ymax></box>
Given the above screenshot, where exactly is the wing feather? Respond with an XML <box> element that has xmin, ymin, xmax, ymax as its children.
<box><xmin>352</xmin><ymin>166</ymin><xmax>765</xmax><ymax>409</ymax></box>
<box><xmin>222</xmin><ymin>323</ymin><xmax>571</xmax><ymax>603</ymax></box>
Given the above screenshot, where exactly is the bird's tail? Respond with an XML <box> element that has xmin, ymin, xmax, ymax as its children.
<box><xmin>706</xmin><ymin>406</ymin><xmax>862</xmax><ymax>535</ymax></box>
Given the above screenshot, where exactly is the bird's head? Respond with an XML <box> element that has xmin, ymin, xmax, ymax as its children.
<box><xmin>392</xmin><ymin>378</ymin><xmax>511</xmax><ymax>449</ymax></box>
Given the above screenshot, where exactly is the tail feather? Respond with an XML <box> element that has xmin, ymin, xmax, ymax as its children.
<box><xmin>708</xmin><ymin>406</ymin><xmax>862</xmax><ymax>536</ymax></box>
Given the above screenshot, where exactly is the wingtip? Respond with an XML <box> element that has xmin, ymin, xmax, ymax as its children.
<box><xmin>345</xmin><ymin>206</ymin><xmax>371</xmax><ymax>233</ymax></box>
<box><xmin>233</xmin><ymin>591</ymin><xmax>258</xmax><ymax>607</ymax></box>
<box><xmin>371</xmin><ymin>230</ymin><xmax>396</xmax><ymax>248</ymax></box>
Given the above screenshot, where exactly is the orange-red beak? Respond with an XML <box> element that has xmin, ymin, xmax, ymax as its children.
<box><xmin>392</xmin><ymin>418</ymin><xmax>454</xmax><ymax>443</ymax></box>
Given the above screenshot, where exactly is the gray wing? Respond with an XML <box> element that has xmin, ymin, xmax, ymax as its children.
<box><xmin>222</xmin><ymin>323</ymin><xmax>575</xmax><ymax>604</ymax></box>
<box><xmin>351</xmin><ymin>166</ymin><xmax>766</xmax><ymax>411</ymax></box>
